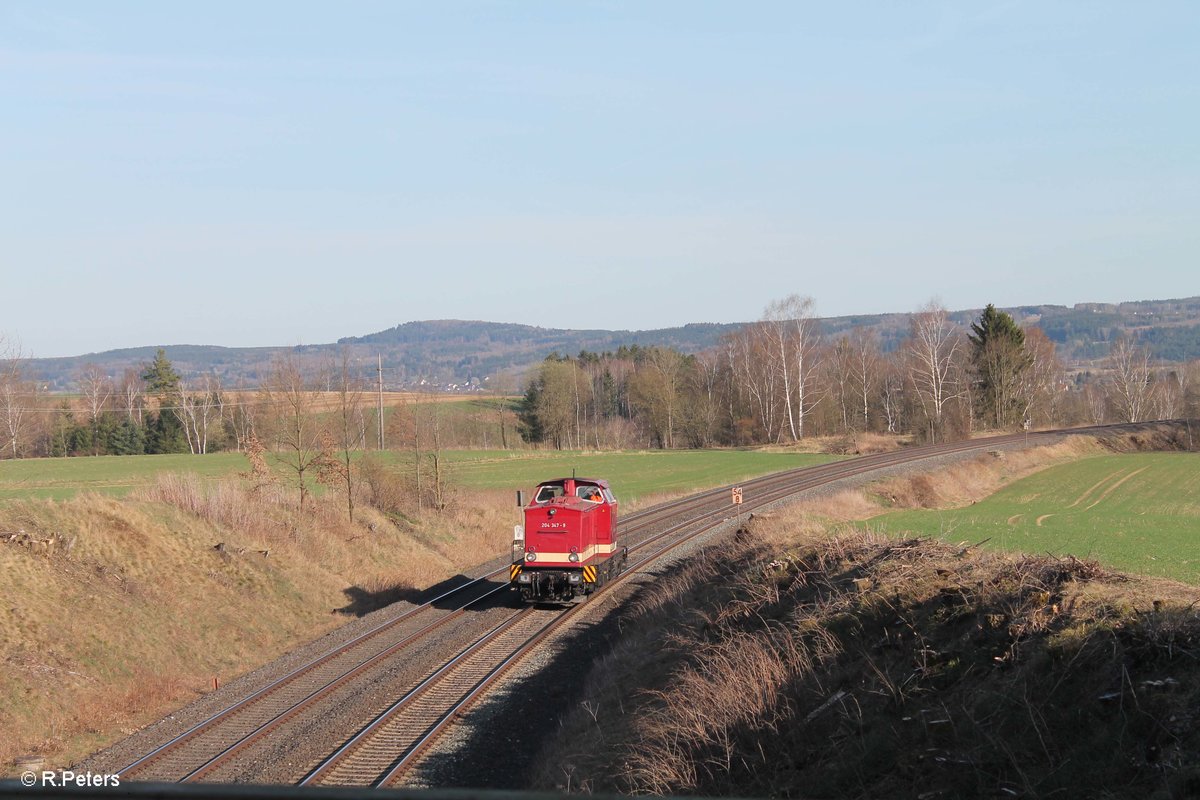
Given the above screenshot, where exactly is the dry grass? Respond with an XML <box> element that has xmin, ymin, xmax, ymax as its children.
<box><xmin>537</xmin><ymin>512</ymin><xmax>1200</xmax><ymax>798</ymax></box>
<box><xmin>0</xmin><ymin>468</ymin><xmax>516</xmax><ymax>773</ymax></box>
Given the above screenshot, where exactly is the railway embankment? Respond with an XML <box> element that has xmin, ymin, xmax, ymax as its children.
<box><xmin>0</xmin><ymin>475</ymin><xmax>513</xmax><ymax>774</ymax></box>
<box><xmin>534</xmin><ymin>431</ymin><xmax>1200</xmax><ymax>798</ymax></box>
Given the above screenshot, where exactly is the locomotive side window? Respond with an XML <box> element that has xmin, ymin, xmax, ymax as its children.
<box><xmin>602</xmin><ymin>489</ymin><xmax>616</xmax><ymax>503</ymax></box>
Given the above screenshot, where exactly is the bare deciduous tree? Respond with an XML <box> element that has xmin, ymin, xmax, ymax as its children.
<box><xmin>77</xmin><ymin>363</ymin><xmax>113</xmax><ymax>455</ymax></box>
<box><xmin>330</xmin><ymin>350</ymin><xmax>365</xmax><ymax>521</ymax></box>
<box><xmin>827</xmin><ymin>336</ymin><xmax>855</xmax><ymax>433</ymax></box>
<box><xmin>1018</xmin><ymin>327</ymin><xmax>1064</xmax><ymax>428</ymax></box>
<box><xmin>176</xmin><ymin>374</ymin><xmax>220</xmax><ymax>454</ymax></box>
<box><xmin>879</xmin><ymin>357</ymin><xmax>905</xmax><ymax>434</ymax></box>
<box><xmin>1107</xmin><ymin>337</ymin><xmax>1154</xmax><ymax>423</ymax></box>
<box><xmin>849</xmin><ymin>328</ymin><xmax>880</xmax><ymax>432</ymax></box>
<box><xmin>763</xmin><ymin>295</ymin><xmax>823</xmax><ymax>440</ymax></box>
<box><xmin>906</xmin><ymin>300</ymin><xmax>963</xmax><ymax>442</ymax></box>
<box><xmin>0</xmin><ymin>337</ymin><xmax>37</xmax><ymax>458</ymax></box>
<box><xmin>262</xmin><ymin>354</ymin><xmax>324</xmax><ymax>509</ymax></box>
<box><xmin>118</xmin><ymin>367</ymin><xmax>145</xmax><ymax>424</ymax></box>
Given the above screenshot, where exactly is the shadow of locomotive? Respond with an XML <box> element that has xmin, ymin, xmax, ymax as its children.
<box><xmin>333</xmin><ymin>574</ymin><xmax>479</xmax><ymax>617</ymax></box>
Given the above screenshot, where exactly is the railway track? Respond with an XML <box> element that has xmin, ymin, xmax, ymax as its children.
<box><xmin>115</xmin><ymin>423</ymin><xmax>1138</xmax><ymax>785</ymax></box>
<box><xmin>117</xmin><ymin>451</ymin><xmax>810</xmax><ymax>783</ymax></box>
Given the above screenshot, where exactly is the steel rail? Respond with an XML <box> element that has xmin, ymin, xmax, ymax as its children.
<box><xmin>307</xmin><ymin>425</ymin><xmax>1127</xmax><ymax>787</ymax></box>
<box><xmin>178</xmin><ymin>584</ymin><xmax>516</xmax><ymax>782</ymax></box>
<box><xmin>119</xmin><ymin>472</ymin><xmax>727</xmax><ymax>779</ymax></box>
<box><xmin>119</xmin><ymin>422</ymin><xmax>1138</xmax><ymax>783</ymax></box>
<box><xmin>350</xmin><ymin>461</ymin><xmax>826</xmax><ymax>788</ymax></box>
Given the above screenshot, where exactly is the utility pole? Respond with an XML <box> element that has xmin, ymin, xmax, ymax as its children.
<box><xmin>377</xmin><ymin>354</ymin><xmax>385</xmax><ymax>450</ymax></box>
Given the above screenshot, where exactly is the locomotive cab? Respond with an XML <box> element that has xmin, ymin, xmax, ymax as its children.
<box><xmin>511</xmin><ymin>478</ymin><xmax>626</xmax><ymax>602</ymax></box>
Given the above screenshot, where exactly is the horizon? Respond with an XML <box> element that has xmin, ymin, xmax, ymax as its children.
<box><xmin>22</xmin><ymin>292</ymin><xmax>1199</xmax><ymax>362</ymax></box>
<box><xmin>4</xmin><ymin>2</ymin><xmax>1198</xmax><ymax>358</ymax></box>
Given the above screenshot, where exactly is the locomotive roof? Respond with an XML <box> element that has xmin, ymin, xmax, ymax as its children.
<box><xmin>536</xmin><ymin>477</ymin><xmax>610</xmax><ymax>488</ymax></box>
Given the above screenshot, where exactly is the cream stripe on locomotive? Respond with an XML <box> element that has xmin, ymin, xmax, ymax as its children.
<box><xmin>524</xmin><ymin>541</ymin><xmax>620</xmax><ymax>563</ymax></box>
<box><xmin>525</xmin><ymin>546</ymin><xmax>600</xmax><ymax>561</ymax></box>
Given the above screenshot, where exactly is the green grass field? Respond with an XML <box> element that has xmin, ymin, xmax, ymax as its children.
<box><xmin>0</xmin><ymin>449</ymin><xmax>839</xmax><ymax>504</ymax></box>
<box><xmin>863</xmin><ymin>453</ymin><xmax>1200</xmax><ymax>584</ymax></box>
<box><xmin>445</xmin><ymin>449</ymin><xmax>840</xmax><ymax>502</ymax></box>
<box><xmin>0</xmin><ymin>453</ymin><xmax>248</xmax><ymax>500</ymax></box>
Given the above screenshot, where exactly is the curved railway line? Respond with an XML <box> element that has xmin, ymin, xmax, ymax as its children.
<box><xmin>114</xmin><ymin>423</ymin><xmax>1142</xmax><ymax>786</ymax></box>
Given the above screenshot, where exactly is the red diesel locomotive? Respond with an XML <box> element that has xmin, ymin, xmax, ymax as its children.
<box><xmin>510</xmin><ymin>477</ymin><xmax>628</xmax><ymax>602</ymax></box>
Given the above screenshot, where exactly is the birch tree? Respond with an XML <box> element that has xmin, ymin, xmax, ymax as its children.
<box><xmin>118</xmin><ymin>367</ymin><xmax>145</xmax><ymax>424</ymax></box>
<box><xmin>1107</xmin><ymin>337</ymin><xmax>1154</xmax><ymax>423</ymax></box>
<box><xmin>0</xmin><ymin>338</ymin><xmax>36</xmax><ymax>458</ymax></box>
<box><xmin>827</xmin><ymin>336</ymin><xmax>855</xmax><ymax>433</ymax></box>
<box><xmin>176</xmin><ymin>374</ymin><xmax>220</xmax><ymax>455</ymax></box>
<box><xmin>879</xmin><ymin>356</ymin><xmax>905</xmax><ymax>434</ymax></box>
<box><xmin>77</xmin><ymin>363</ymin><xmax>113</xmax><ymax>455</ymax></box>
<box><xmin>906</xmin><ymin>301</ymin><xmax>963</xmax><ymax>442</ymax></box>
<box><xmin>849</xmin><ymin>328</ymin><xmax>880</xmax><ymax>432</ymax></box>
<box><xmin>762</xmin><ymin>295</ymin><xmax>822</xmax><ymax>440</ymax></box>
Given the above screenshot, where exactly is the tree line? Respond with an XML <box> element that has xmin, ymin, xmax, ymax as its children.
<box><xmin>515</xmin><ymin>297</ymin><xmax>1200</xmax><ymax>449</ymax></box>
<box><xmin>3</xmin><ymin>299</ymin><xmax>1198</xmax><ymax>466</ymax></box>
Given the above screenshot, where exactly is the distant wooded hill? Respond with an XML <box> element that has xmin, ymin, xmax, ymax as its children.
<box><xmin>27</xmin><ymin>297</ymin><xmax>1200</xmax><ymax>390</ymax></box>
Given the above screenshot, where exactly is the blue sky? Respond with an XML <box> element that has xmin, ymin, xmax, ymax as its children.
<box><xmin>3</xmin><ymin>2</ymin><xmax>1197</xmax><ymax>357</ymax></box>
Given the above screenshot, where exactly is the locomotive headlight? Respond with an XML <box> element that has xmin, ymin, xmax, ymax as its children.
<box><xmin>568</xmin><ymin>552</ymin><xmax>580</xmax><ymax>563</ymax></box>
<box><xmin>525</xmin><ymin>552</ymin><xmax>537</xmax><ymax>562</ymax></box>
<box><xmin>518</xmin><ymin>573</ymin><xmax>532</xmax><ymax>583</ymax></box>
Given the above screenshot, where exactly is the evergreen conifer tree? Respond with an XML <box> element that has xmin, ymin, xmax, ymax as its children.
<box><xmin>141</xmin><ymin>349</ymin><xmax>188</xmax><ymax>453</ymax></box>
<box><xmin>968</xmin><ymin>304</ymin><xmax>1031</xmax><ymax>428</ymax></box>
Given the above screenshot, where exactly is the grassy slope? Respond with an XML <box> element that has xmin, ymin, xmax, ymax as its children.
<box><xmin>0</xmin><ymin>449</ymin><xmax>839</xmax><ymax>503</ymax></box>
<box><xmin>0</xmin><ymin>485</ymin><xmax>515</xmax><ymax>771</ymax></box>
<box><xmin>537</xmin><ymin>522</ymin><xmax>1200</xmax><ymax>799</ymax></box>
<box><xmin>864</xmin><ymin>452</ymin><xmax>1200</xmax><ymax>583</ymax></box>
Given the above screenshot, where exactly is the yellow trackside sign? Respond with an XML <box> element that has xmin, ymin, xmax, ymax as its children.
<box><xmin>510</xmin><ymin>564</ymin><xmax>522</xmax><ymax>581</ymax></box>
<box><xmin>583</xmin><ymin>565</ymin><xmax>597</xmax><ymax>583</ymax></box>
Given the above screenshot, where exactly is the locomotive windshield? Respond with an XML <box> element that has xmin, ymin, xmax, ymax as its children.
<box><xmin>534</xmin><ymin>483</ymin><xmax>565</xmax><ymax>503</ymax></box>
